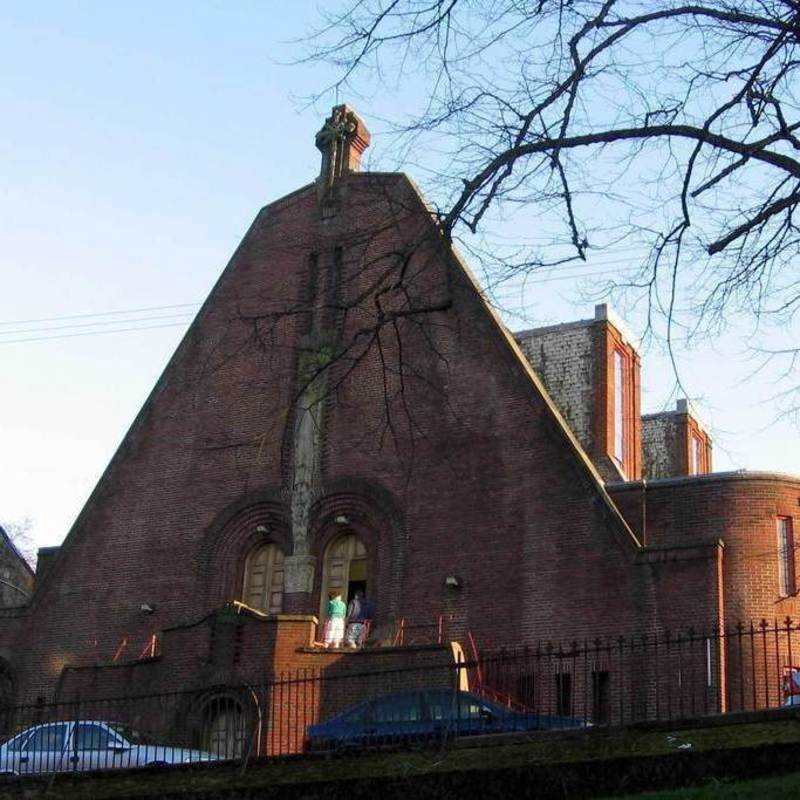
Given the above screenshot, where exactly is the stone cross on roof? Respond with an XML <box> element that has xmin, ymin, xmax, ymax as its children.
<box><xmin>315</xmin><ymin>105</ymin><xmax>371</xmax><ymax>198</ymax></box>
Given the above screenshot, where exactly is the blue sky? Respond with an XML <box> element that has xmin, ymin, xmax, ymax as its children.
<box><xmin>1</xmin><ymin>2</ymin><xmax>798</xmax><ymax>554</ymax></box>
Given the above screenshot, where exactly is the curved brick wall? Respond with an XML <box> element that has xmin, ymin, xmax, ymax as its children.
<box><xmin>609</xmin><ymin>472</ymin><xmax>800</xmax><ymax>627</ymax></box>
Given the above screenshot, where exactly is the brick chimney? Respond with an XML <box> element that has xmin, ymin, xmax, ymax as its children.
<box><xmin>642</xmin><ymin>399</ymin><xmax>713</xmax><ymax>479</ymax></box>
<box><xmin>35</xmin><ymin>546</ymin><xmax>60</xmax><ymax>584</ymax></box>
<box><xmin>515</xmin><ymin>304</ymin><xmax>643</xmax><ymax>483</ymax></box>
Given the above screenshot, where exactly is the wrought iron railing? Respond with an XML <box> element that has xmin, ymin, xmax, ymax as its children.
<box><xmin>3</xmin><ymin>618</ymin><xmax>800</xmax><ymax>775</ymax></box>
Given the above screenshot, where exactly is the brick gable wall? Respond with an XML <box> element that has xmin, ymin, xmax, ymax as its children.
<box><xmin>6</xmin><ymin>172</ymin><xmax>658</xmax><ymax>703</ymax></box>
<box><xmin>3</xmin><ymin>167</ymin><xmax>790</xmax><ymax>712</ymax></box>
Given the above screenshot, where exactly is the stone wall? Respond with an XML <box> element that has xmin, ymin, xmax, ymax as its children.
<box><xmin>515</xmin><ymin>320</ymin><xmax>595</xmax><ymax>449</ymax></box>
<box><xmin>642</xmin><ymin>401</ymin><xmax>712</xmax><ymax>479</ymax></box>
<box><xmin>642</xmin><ymin>413</ymin><xmax>683</xmax><ymax>479</ymax></box>
<box><xmin>515</xmin><ymin>305</ymin><xmax>642</xmax><ymax>482</ymax></box>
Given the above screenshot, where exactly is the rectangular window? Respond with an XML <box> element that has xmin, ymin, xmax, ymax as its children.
<box><xmin>613</xmin><ymin>350</ymin><xmax>626</xmax><ymax>465</ymax></box>
<box><xmin>592</xmin><ymin>671</ymin><xmax>611</xmax><ymax>724</ymax></box>
<box><xmin>778</xmin><ymin>517</ymin><xmax>796</xmax><ymax>597</ymax></box>
<box><xmin>690</xmin><ymin>435</ymin><xmax>703</xmax><ymax>475</ymax></box>
<box><xmin>555</xmin><ymin>673</ymin><xmax>572</xmax><ymax>716</ymax></box>
<box><xmin>515</xmin><ymin>672</ymin><xmax>537</xmax><ymax>710</ymax></box>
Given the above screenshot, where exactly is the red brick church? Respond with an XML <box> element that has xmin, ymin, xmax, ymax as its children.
<box><xmin>3</xmin><ymin>107</ymin><xmax>799</xmax><ymax>722</ymax></box>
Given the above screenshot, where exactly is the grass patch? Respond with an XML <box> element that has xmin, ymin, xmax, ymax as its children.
<box><xmin>605</xmin><ymin>771</ymin><xmax>800</xmax><ymax>798</ymax></box>
<box><xmin>4</xmin><ymin>717</ymin><xmax>800</xmax><ymax>798</ymax></box>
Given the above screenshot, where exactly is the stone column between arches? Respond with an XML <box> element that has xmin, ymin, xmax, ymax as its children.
<box><xmin>281</xmin><ymin>375</ymin><xmax>325</xmax><ymax>613</ymax></box>
<box><xmin>282</xmin><ymin>117</ymin><xmax>372</xmax><ymax>613</ymax></box>
<box><xmin>281</xmin><ymin>250</ymin><xmax>339</xmax><ymax>613</ymax></box>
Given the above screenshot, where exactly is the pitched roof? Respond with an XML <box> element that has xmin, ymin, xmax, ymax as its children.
<box><xmin>32</xmin><ymin>169</ymin><xmax>642</xmax><ymax>604</ymax></box>
<box><xmin>398</xmin><ymin>173</ymin><xmax>641</xmax><ymax>554</ymax></box>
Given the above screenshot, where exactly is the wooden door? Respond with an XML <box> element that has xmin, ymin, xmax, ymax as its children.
<box><xmin>319</xmin><ymin>533</ymin><xmax>367</xmax><ymax>620</ymax></box>
<box><xmin>243</xmin><ymin>544</ymin><xmax>284</xmax><ymax>613</ymax></box>
<box><xmin>204</xmin><ymin>702</ymin><xmax>244</xmax><ymax>759</ymax></box>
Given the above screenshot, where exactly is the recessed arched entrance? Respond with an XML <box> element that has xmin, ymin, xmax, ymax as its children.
<box><xmin>319</xmin><ymin>531</ymin><xmax>367</xmax><ymax>621</ymax></box>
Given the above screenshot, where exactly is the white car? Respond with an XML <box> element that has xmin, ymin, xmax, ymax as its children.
<box><xmin>0</xmin><ymin>720</ymin><xmax>216</xmax><ymax>774</ymax></box>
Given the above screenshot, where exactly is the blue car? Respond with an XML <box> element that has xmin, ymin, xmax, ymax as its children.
<box><xmin>307</xmin><ymin>689</ymin><xmax>586</xmax><ymax>749</ymax></box>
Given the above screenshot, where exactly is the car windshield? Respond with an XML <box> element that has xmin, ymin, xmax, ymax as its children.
<box><xmin>369</xmin><ymin>692</ymin><xmax>423</xmax><ymax>723</ymax></box>
<box><xmin>426</xmin><ymin>691</ymin><xmax>499</xmax><ymax>721</ymax></box>
<box><xmin>331</xmin><ymin>701</ymin><xmax>370</xmax><ymax>724</ymax></box>
<box><xmin>107</xmin><ymin>724</ymin><xmax>154</xmax><ymax>745</ymax></box>
<box><xmin>4</xmin><ymin>730</ymin><xmax>30</xmax><ymax>751</ymax></box>
<box><xmin>23</xmin><ymin>723</ymin><xmax>68</xmax><ymax>752</ymax></box>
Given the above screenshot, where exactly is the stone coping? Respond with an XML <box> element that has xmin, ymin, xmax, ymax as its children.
<box><xmin>608</xmin><ymin>469</ymin><xmax>800</xmax><ymax>490</ymax></box>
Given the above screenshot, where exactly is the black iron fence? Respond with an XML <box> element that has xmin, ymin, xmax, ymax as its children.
<box><xmin>475</xmin><ymin>618</ymin><xmax>800</xmax><ymax>725</ymax></box>
<box><xmin>3</xmin><ymin>618</ymin><xmax>800</xmax><ymax>774</ymax></box>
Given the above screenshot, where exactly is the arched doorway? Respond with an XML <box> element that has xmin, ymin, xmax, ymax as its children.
<box><xmin>319</xmin><ymin>532</ymin><xmax>368</xmax><ymax>621</ymax></box>
<box><xmin>242</xmin><ymin>543</ymin><xmax>285</xmax><ymax>614</ymax></box>
<box><xmin>201</xmin><ymin>696</ymin><xmax>247</xmax><ymax>760</ymax></box>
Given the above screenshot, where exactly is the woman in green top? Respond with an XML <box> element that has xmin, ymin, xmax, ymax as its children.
<box><xmin>323</xmin><ymin>591</ymin><xmax>347</xmax><ymax>648</ymax></box>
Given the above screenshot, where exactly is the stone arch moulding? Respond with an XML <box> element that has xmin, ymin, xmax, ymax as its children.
<box><xmin>317</xmin><ymin>526</ymin><xmax>370</xmax><ymax>623</ymax></box>
<box><xmin>197</xmin><ymin>489</ymin><xmax>290</xmax><ymax>611</ymax></box>
<box><xmin>309</xmin><ymin>478</ymin><xmax>407</xmax><ymax>621</ymax></box>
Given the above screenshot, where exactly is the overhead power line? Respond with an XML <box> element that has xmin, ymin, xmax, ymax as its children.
<box><xmin>0</xmin><ymin>312</ymin><xmax>196</xmax><ymax>338</ymax></box>
<box><xmin>0</xmin><ymin>258</ymin><xmax>649</xmax><ymax>345</ymax></box>
<box><xmin>486</xmin><ymin>266</ymin><xmax>640</xmax><ymax>298</ymax></box>
<box><xmin>0</xmin><ymin>249</ymin><xmax>648</xmax><ymax>327</ymax></box>
<box><xmin>0</xmin><ymin>321</ymin><xmax>191</xmax><ymax>345</ymax></box>
<box><xmin>0</xmin><ymin>302</ymin><xmax>201</xmax><ymax>327</ymax></box>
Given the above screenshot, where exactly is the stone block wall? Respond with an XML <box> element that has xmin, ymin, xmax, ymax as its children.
<box><xmin>515</xmin><ymin>320</ymin><xmax>595</xmax><ymax>449</ymax></box>
<box><xmin>642</xmin><ymin>413</ymin><xmax>683</xmax><ymax>479</ymax></box>
<box><xmin>515</xmin><ymin>304</ymin><xmax>642</xmax><ymax>482</ymax></box>
<box><xmin>642</xmin><ymin>401</ymin><xmax>713</xmax><ymax>479</ymax></box>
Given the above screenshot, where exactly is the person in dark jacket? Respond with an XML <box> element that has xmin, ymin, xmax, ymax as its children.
<box><xmin>344</xmin><ymin>590</ymin><xmax>374</xmax><ymax>648</ymax></box>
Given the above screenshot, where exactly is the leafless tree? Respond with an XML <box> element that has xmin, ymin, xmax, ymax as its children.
<box><xmin>306</xmin><ymin>0</ymin><xmax>800</xmax><ymax>413</ymax></box>
<box><xmin>190</xmin><ymin>177</ymin><xmax>462</xmax><ymax>481</ymax></box>
<box><xmin>0</xmin><ymin>517</ymin><xmax>34</xmax><ymax>572</ymax></box>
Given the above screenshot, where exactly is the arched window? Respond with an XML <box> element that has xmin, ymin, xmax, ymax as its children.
<box><xmin>319</xmin><ymin>532</ymin><xmax>368</xmax><ymax>620</ymax></box>
<box><xmin>242</xmin><ymin>543</ymin><xmax>284</xmax><ymax>614</ymax></box>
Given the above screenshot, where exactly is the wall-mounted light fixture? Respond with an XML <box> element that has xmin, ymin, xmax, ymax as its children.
<box><xmin>256</xmin><ymin>524</ymin><xmax>269</xmax><ymax>534</ymax></box>
<box><xmin>334</xmin><ymin>514</ymin><xmax>350</xmax><ymax>525</ymax></box>
<box><xmin>444</xmin><ymin>575</ymin><xmax>463</xmax><ymax>590</ymax></box>
<box><xmin>140</xmin><ymin>603</ymin><xmax>156</xmax><ymax>614</ymax></box>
